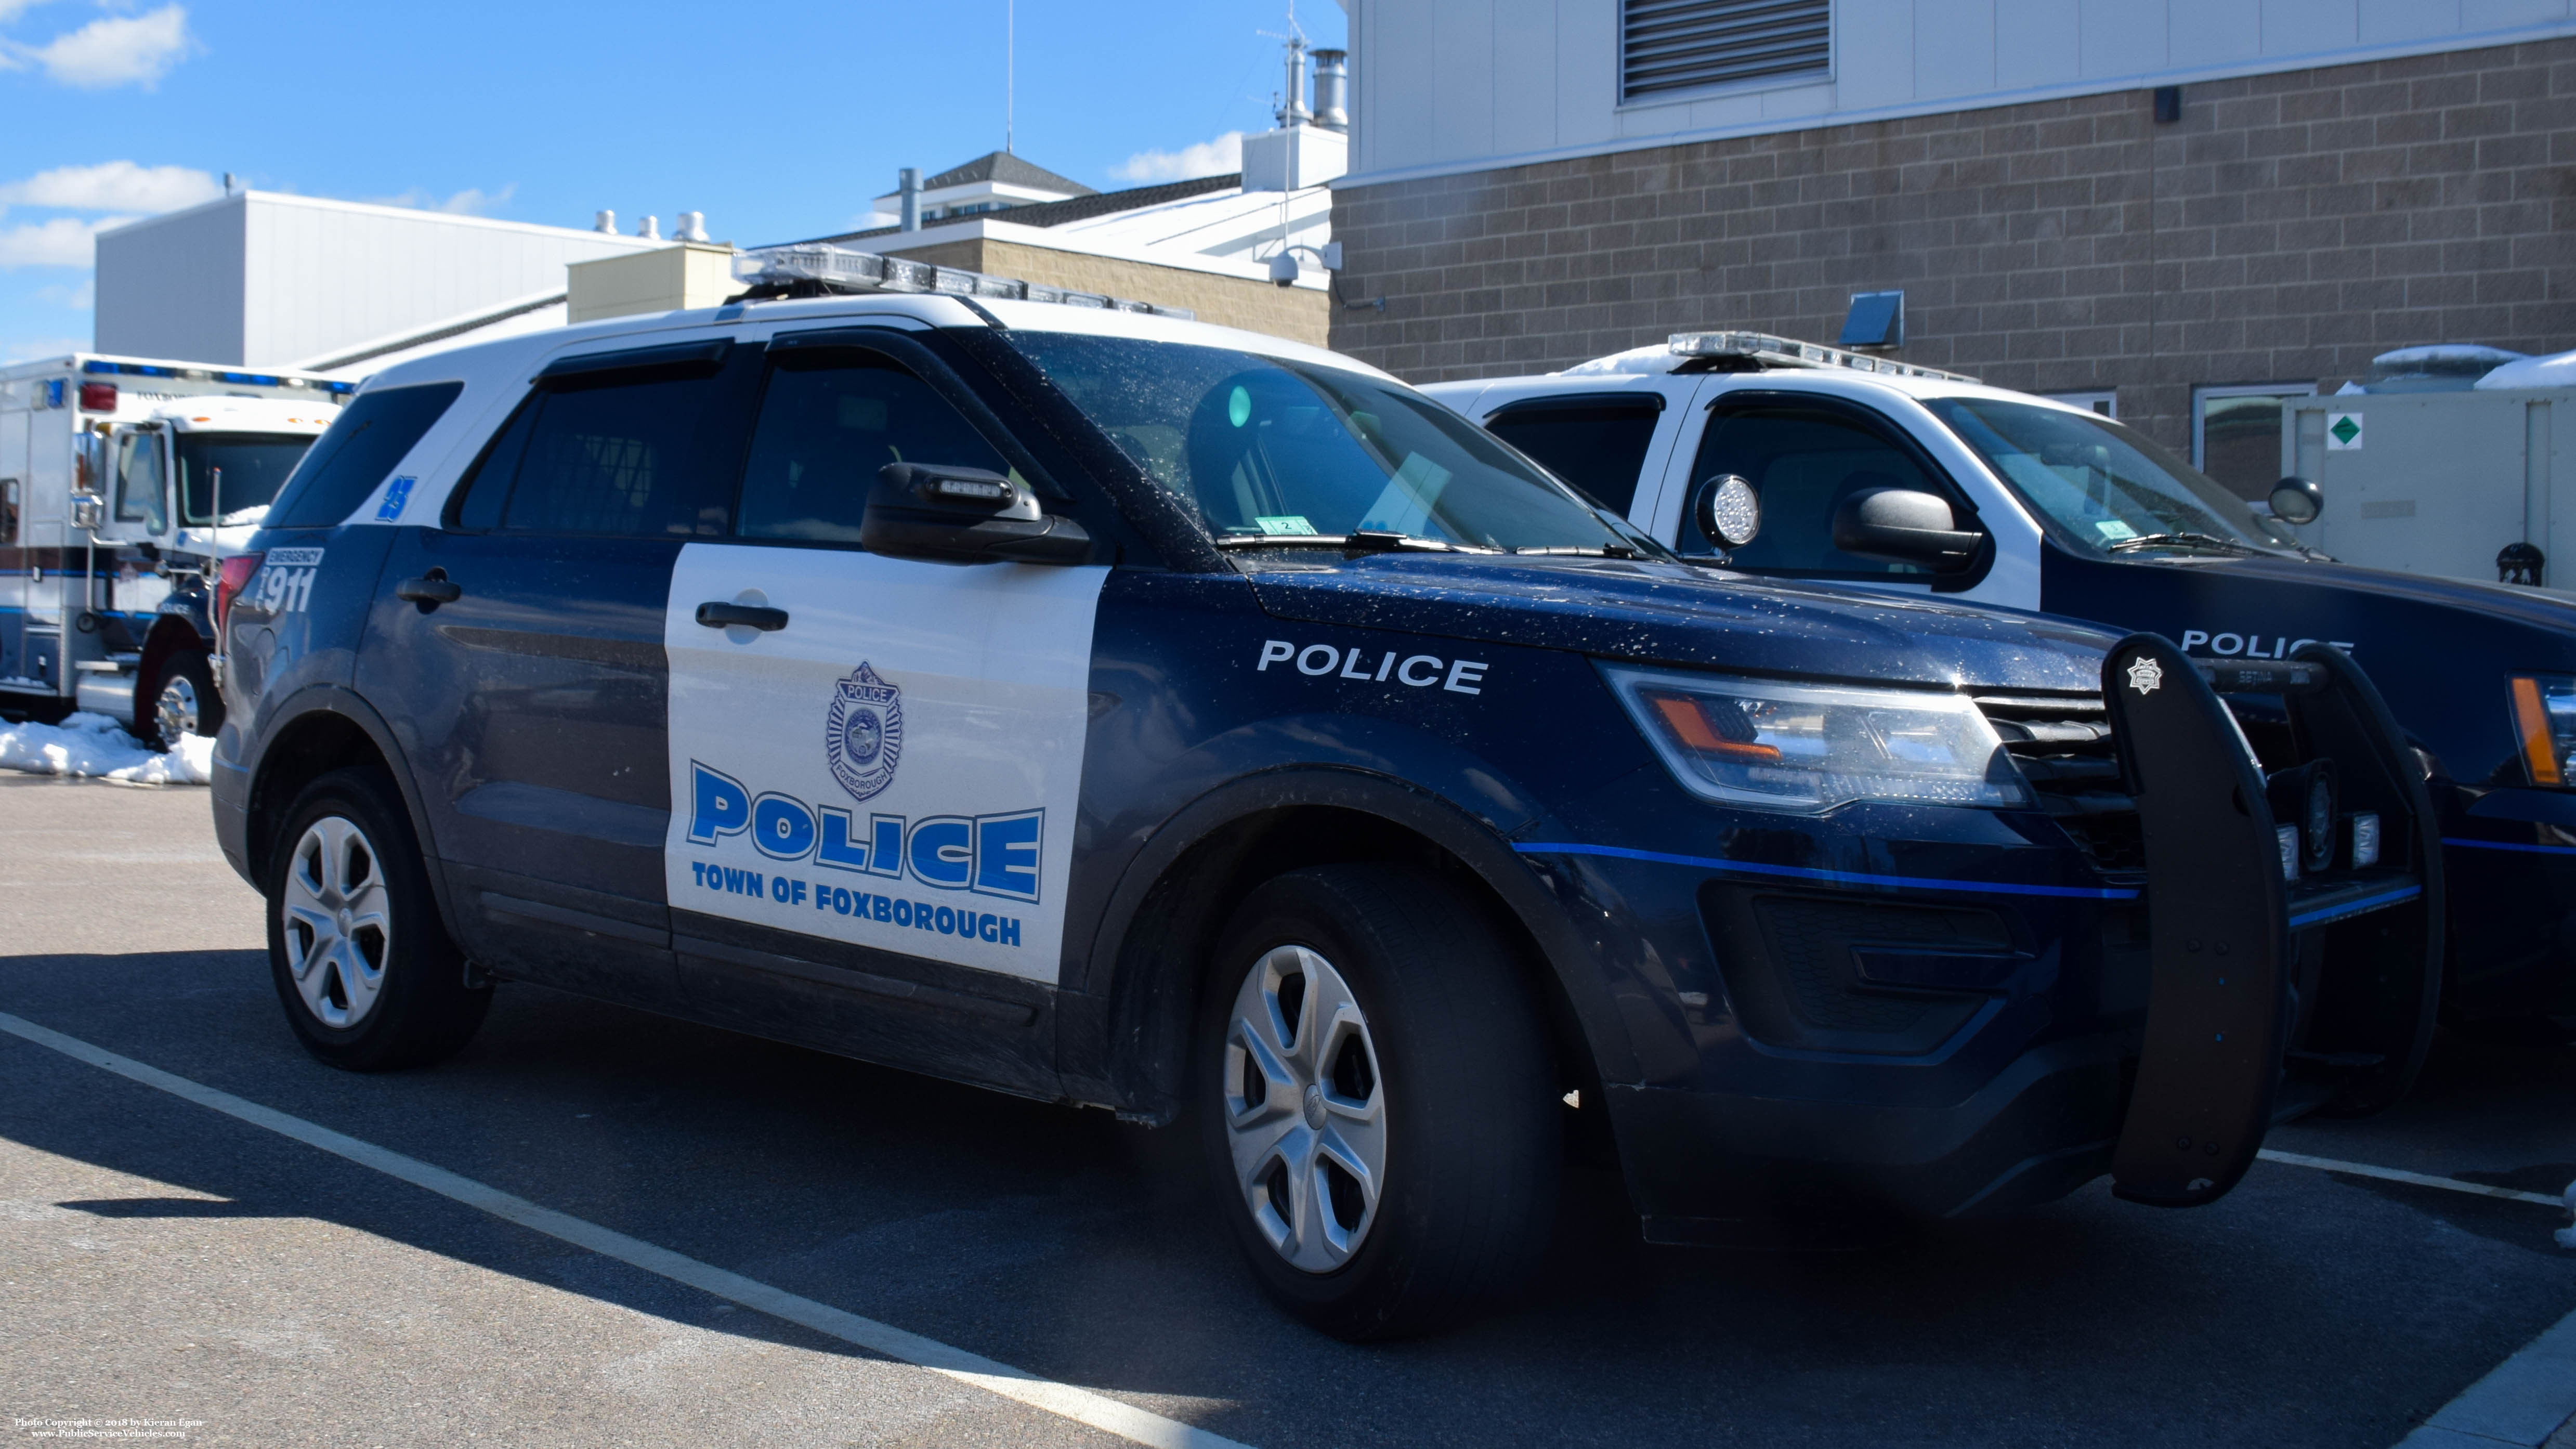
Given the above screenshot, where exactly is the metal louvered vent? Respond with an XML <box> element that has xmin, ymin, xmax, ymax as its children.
<box><xmin>1622</xmin><ymin>0</ymin><xmax>1832</xmax><ymax>100</ymax></box>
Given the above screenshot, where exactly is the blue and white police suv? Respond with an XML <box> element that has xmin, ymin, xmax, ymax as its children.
<box><xmin>214</xmin><ymin>247</ymin><xmax>2438</xmax><ymax>1339</ymax></box>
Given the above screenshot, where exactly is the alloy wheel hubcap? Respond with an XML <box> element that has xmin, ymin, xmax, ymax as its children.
<box><xmin>1222</xmin><ymin>944</ymin><xmax>1386</xmax><ymax>1273</ymax></box>
<box><xmin>155</xmin><ymin>675</ymin><xmax>198</xmax><ymax>750</ymax></box>
<box><xmin>280</xmin><ymin>815</ymin><xmax>391</xmax><ymax>1029</ymax></box>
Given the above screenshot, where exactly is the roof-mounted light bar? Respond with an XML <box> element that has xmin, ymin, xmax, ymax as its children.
<box><xmin>77</xmin><ymin>357</ymin><xmax>357</xmax><ymax>394</ymax></box>
<box><xmin>732</xmin><ymin>243</ymin><xmax>1196</xmax><ymax>320</ymax></box>
<box><xmin>1667</xmin><ymin>331</ymin><xmax>1980</xmax><ymax>385</ymax></box>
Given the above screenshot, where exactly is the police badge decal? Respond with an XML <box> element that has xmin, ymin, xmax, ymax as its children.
<box><xmin>826</xmin><ymin>663</ymin><xmax>904</xmax><ymax>802</ymax></box>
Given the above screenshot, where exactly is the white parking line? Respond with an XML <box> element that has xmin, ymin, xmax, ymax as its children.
<box><xmin>2256</xmin><ymin>1149</ymin><xmax>2568</xmax><ymax>1208</ymax></box>
<box><xmin>0</xmin><ymin>1010</ymin><xmax>1252</xmax><ymax>1449</ymax></box>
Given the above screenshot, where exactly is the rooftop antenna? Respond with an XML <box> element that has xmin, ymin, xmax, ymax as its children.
<box><xmin>1006</xmin><ymin>0</ymin><xmax>1015</xmax><ymax>154</ymax></box>
<box><xmin>1260</xmin><ymin>2</ymin><xmax>1309</xmax><ymax>129</ymax></box>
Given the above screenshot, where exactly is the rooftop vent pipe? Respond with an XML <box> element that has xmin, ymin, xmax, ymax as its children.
<box><xmin>637</xmin><ymin>215</ymin><xmax>660</xmax><ymax>240</ymax></box>
<box><xmin>677</xmin><ymin>211</ymin><xmax>709</xmax><ymax>242</ymax></box>
<box><xmin>899</xmin><ymin>168</ymin><xmax>921</xmax><ymax>232</ymax></box>
<box><xmin>594</xmin><ymin>210</ymin><xmax>617</xmax><ymax>234</ymax></box>
<box><xmin>1278</xmin><ymin>35</ymin><xmax>1310</xmax><ymax>128</ymax></box>
<box><xmin>1312</xmin><ymin>49</ymin><xmax>1348</xmax><ymax>132</ymax></box>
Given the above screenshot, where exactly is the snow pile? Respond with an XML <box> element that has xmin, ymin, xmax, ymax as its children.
<box><xmin>0</xmin><ymin>711</ymin><xmax>213</xmax><ymax>786</ymax></box>
<box><xmin>1560</xmin><ymin>343</ymin><xmax>1685</xmax><ymax>377</ymax></box>
<box><xmin>2476</xmin><ymin>348</ymin><xmax>2576</xmax><ymax>391</ymax></box>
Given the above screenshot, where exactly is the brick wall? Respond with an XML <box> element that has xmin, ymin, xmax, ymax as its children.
<box><xmin>1330</xmin><ymin>36</ymin><xmax>2576</xmax><ymax>455</ymax></box>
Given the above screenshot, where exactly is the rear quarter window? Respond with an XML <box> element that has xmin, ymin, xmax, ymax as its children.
<box><xmin>1483</xmin><ymin>397</ymin><xmax>1661</xmax><ymax>517</ymax></box>
<box><xmin>264</xmin><ymin>382</ymin><xmax>465</xmax><ymax>528</ymax></box>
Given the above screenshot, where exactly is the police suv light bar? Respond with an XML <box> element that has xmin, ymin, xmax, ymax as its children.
<box><xmin>1668</xmin><ymin>331</ymin><xmax>1980</xmax><ymax>385</ymax></box>
<box><xmin>732</xmin><ymin>243</ymin><xmax>1196</xmax><ymax>320</ymax></box>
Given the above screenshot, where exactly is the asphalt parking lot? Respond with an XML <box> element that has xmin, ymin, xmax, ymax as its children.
<box><xmin>2</xmin><ymin>773</ymin><xmax>2571</xmax><ymax>1448</ymax></box>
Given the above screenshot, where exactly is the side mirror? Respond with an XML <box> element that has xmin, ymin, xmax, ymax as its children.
<box><xmin>2269</xmin><ymin>475</ymin><xmax>2323</xmax><ymax>526</ymax></box>
<box><xmin>1691</xmin><ymin>474</ymin><xmax>1761</xmax><ymax>551</ymax></box>
<box><xmin>1830</xmin><ymin>488</ymin><xmax>1984</xmax><ymax>572</ymax></box>
<box><xmin>860</xmin><ymin>463</ymin><xmax>1092</xmax><ymax>566</ymax></box>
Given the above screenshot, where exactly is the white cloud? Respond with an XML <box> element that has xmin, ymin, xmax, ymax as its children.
<box><xmin>1109</xmin><ymin>130</ymin><xmax>1247</xmax><ymax>184</ymax></box>
<box><xmin>1</xmin><ymin>334</ymin><xmax>89</xmax><ymax>363</ymax></box>
<box><xmin>0</xmin><ymin>0</ymin><xmax>58</xmax><ymax>24</ymax></box>
<box><xmin>363</xmin><ymin>184</ymin><xmax>516</xmax><ymax>216</ymax></box>
<box><xmin>0</xmin><ymin>214</ymin><xmax>133</xmax><ymax>267</ymax></box>
<box><xmin>0</xmin><ymin>161</ymin><xmax>220</xmax><ymax>214</ymax></box>
<box><xmin>35</xmin><ymin>275</ymin><xmax>94</xmax><ymax>308</ymax></box>
<box><xmin>20</xmin><ymin>5</ymin><xmax>193</xmax><ymax>89</ymax></box>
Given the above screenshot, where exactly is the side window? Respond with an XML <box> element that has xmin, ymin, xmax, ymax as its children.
<box><xmin>735</xmin><ymin>350</ymin><xmax>1012</xmax><ymax>544</ymax></box>
<box><xmin>0</xmin><ymin>479</ymin><xmax>17</xmax><ymax>544</ymax></box>
<box><xmin>1684</xmin><ymin>402</ymin><xmax>1959</xmax><ymax>575</ymax></box>
<box><xmin>114</xmin><ymin>433</ymin><xmax>166</xmax><ymax>533</ymax></box>
<box><xmin>267</xmin><ymin>381</ymin><xmax>464</xmax><ymax>528</ymax></box>
<box><xmin>1483</xmin><ymin>397</ymin><xmax>1660</xmax><ymax>518</ymax></box>
<box><xmin>451</xmin><ymin>361</ymin><xmax>748</xmax><ymax>537</ymax></box>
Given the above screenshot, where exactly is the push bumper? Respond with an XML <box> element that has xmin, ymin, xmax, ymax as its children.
<box><xmin>2101</xmin><ymin>636</ymin><xmax>2441</xmax><ymax>1206</ymax></box>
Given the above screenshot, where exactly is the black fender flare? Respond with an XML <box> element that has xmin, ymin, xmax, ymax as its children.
<box><xmin>1070</xmin><ymin>764</ymin><xmax>1643</xmax><ymax>1114</ymax></box>
<box><xmin>240</xmin><ymin>683</ymin><xmax>465</xmax><ymax>945</ymax></box>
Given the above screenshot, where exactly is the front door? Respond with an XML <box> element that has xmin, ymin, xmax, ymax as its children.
<box><xmin>660</xmin><ymin>329</ymin><xmax>1107</xmax><ymax>997</ymax></box>
<box><xmin>1672</xmin><ymin>394</ymin><xmax>1981</xmax><ymax>592</ymax></box>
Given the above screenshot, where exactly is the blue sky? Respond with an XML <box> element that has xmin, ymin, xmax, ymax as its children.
<box><xmin>0</xmin><ymin>0</ymin><xmax>1345</xmax><ymax>362</ymax></box>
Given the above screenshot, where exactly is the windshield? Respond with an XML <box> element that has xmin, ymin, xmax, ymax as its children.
<box><xmin>999</xmin><ymin>332</ymin><xmax>1645</xmax><ymax>553</ymax></box>
<box><xmin>1921</xmin><ymin>397</ymin><xmax>2300</xmax><ymax>554</ymax></box>
<box><xmin>176</xmin><ymin>433</ymin><xmax>314</xmax><ymax>526</ymax></box>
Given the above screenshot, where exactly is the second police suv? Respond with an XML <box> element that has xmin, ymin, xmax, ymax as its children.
<box><xmin>214</xmin><ymin>245</ymin><xmax>2440</xmax><ymax>1340</ymax></box>
<box><xmin>1425</xmin><ymin>335</ymin><xmax>2576</xmax><ymax>1043</ymax></box>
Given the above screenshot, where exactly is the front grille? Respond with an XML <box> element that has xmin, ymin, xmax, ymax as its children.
<box><xmin>1977</xmin><ymin>693</ymin><xmax>2146</xmax><ymax>877</ymax></box>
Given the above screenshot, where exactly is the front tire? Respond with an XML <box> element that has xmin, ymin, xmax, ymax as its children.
<box><xmin>143</xmin><ymin>649</ymin><xmax>220</xmax><ymax>751</ymax></box>
<box><xmin>265</xmin><ymin>767</ymin><xmax>489</xmax><ymax>1071</ymax></box>
<box><xmin>1196</xmin><ymin>865</ymin><xmax>1561</xmax><ymax>1340</ymax></box>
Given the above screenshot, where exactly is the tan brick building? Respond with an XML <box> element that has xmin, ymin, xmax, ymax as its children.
<box><xmin>1329</xmin><ymin>2</ymin><xmax>2576</xmax><ymax>495</ymax></box>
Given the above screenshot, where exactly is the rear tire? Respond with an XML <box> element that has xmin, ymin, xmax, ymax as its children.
<box><xmin>1195</xmin><ymin>865</ymin><xmax>1561</xmax><ymax>1340</ymax></box>
<box><xmin>265</xmin><ymin>767</ymin><xmax>489</xmax><ymax>1071</ymax></box>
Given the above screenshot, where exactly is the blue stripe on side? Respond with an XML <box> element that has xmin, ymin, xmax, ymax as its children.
<box><xmin>1511</xmin><ymin>841</ymin><xmax>2142</xmax><ymax>900</ymax></box>
<box><xmin>2442</xmin><ymin>837</ymin><xmax>2576</xmax><ymax>857</ymax></box>
<box><xmin>2287</xmin><ymin>883</ymin><xmax>2423</xmax><ymax>931</ymax></box>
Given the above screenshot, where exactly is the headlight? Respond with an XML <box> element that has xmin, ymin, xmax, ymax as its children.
<box><xmin>1603</xmin><ymin>664</ymin><xmax>2029</xmax><ymax>813</ymax></box>
<box><xmin>2507</xmin><ymin>674</ymin><xmax>2576</xmax><ymax>786</ymax></box>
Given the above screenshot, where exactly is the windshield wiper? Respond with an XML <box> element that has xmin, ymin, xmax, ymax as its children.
<box><xmin>2104</xmin><ymin>530</ymin><xmax>2260</xmax><ymax>556</ymax></box>
<box><xmin>1507</xmin><ymin>544</ymin><xmax>1643</xmax><ymax>558</ymax></box>
<box><xmin>1213</xmin><ymin>529</ymin><xmax>1498</xmax><ymax>554</ymax></box>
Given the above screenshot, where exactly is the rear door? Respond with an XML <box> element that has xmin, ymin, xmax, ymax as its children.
<box><xmin>1480</xmin><ymin>393</ymin><xmax>1672</xmax><ymax>525</ymax></box>
<box><xmin>357</xmin><ymin>336</ymin><xmax>758</xmax><ymax>1003</ymax></box>
<box><xmin>659</xmin><ymin>324</ymin><xmax>1108</xmax><ymax>1065</ymax></box>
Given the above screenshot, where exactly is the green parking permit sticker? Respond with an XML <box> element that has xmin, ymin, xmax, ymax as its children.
<box><xmin>2094</xmin><ymin>519</ymin><xmax>2139</xmax><ymax>541</ymax></box>
<box><xmin>1256</xmin><ymin>515</ymin><xmax>1319</xmax><ymax>535</ymax></box>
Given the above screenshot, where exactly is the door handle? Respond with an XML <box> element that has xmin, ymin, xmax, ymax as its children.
<box><xmin>395</xmin><ymin>571</ymin><xmax>461</xmax><ymax>607</ymax></box>
<box><xmin>696</xmin><ymin>601</ymin><xmax>789</xmax><ymax>632</ymax></box>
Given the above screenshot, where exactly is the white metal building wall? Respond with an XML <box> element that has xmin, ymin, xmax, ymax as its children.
<box><xmin>94</xmin><ymin>202</ymin><xmax>245</xmax><ymax>364</ymax></box>
<box><xmin>1344</xmin><ymin>0</ymin><xmax>2576</xmax><ymax>184</ymax></box>
<box><xmin>95</xmin><ymin>193</ymin><xmax>658</xmax><ymax>369</ymax></box>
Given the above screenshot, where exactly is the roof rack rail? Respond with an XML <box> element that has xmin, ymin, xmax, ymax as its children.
<box><xmin>1667</xmin><ymin>331</ymin><xmax>1980</xmax><ymax>385</ymax></box>
<box><xmin>730</xmin><ymin>243</ymin><xmax>1196</xmax><ymax>320</ymax></box>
